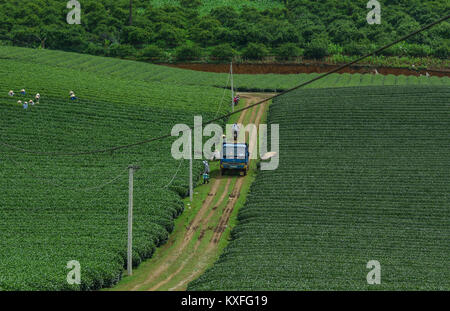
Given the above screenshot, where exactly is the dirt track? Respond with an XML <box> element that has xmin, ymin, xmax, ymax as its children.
<box><xmin>120</xmin><ymin>93</ymin><xmax>271</xmax><ymax>291</ymax></box>
<box><xmin>166</xmin><ymin>63</ymin><xmax>450</xmax><ymax>77</ymax></box>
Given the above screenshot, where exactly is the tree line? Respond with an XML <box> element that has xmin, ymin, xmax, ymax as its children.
<box><xmin>0</xmin><ymin>0</ymin><xmax>448</xmax><ymax>62</ymax></box>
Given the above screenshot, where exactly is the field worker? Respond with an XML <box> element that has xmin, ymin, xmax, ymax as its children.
<box><xmin>8</xmin><ymin>90</ymin><xmax>14</xmax><ymax>96</ymax></box>
<box><xmin>35</xmin><ymin>93</ymin><xmax>40</xmax><ymax>101</ymax></box>
<box><xmin>203</xmin><ymin>160</ymin><xmax>210</xmax><ymax>184</ymax></box>
<box><xmin>233</xmin><ymin>96</ymin><xmax>239</xmax><ymax>106</ymax></box>
<box><xmin>70</xmin><ymin>93</ymin><xmax>77</xmax><ymax>101</ymax></box>
<box><xmin>203</xmin><ymin>171</ymin><xmax>210</xmax><ymax>184</ymax></box>
<box><xmin>232</xmin><ymin>123</ymin><xmax>240</xmax><ymax>141</ymax></box>
<box><xmin>20</xmin><ymin>89</ymin><xmax>26</xmax><ymax>95</ymax></box>
<box><xmin>23</xmin><ymin>101</ymin><xmax>28</xmax><ymax>109</ymax></box>
<box><xmin>29</xmin><ymin>100</ymin><xmax>35</xmax><ymax>106</ymax></box>
<box><xmin>203</xmin><ymin>160</ymin><xmax>210</xmax><ymax>174</ymax></box>
<box><xmin>17</xmin><ymin>100</ymin><xmax>22</xmax><ymax>105</ymax></box>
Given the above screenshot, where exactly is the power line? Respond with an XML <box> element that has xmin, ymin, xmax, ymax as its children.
<box><xmin>214</xmin><ymin>67</ymin><xmax>231</xmax><ymax>119</ymax></box>
<box><xmin>162</xmin><ymin>159</ymin><xmax>184</xmax><ymax>189</ymax></box>
<box><xmin>1</xmin><ymin>14</ymin><xmax>448</xmax><ymax>157</ymax></box>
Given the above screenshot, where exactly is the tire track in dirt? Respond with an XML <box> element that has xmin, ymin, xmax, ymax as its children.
<box><xmin>150</xmin><ymin>178</ymin><xmax>233</xmax><ymax>291</ymax></box>
<box><xmin>208</xmin><ymin>99</ymin><xmax>266</xmax><ymax>247</ymax></box>
<box><xmin>131</xmin><ymin>178</ymin><xmax>221</xmax><ymax>291</ymax></box>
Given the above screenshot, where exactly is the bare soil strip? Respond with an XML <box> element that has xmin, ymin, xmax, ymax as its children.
<box><xmin>209</xmin><ymin>101</ymin><xmax>266</xmax><ymax>247</ymax></box>
<box><xmin>130</xmin><ymin>178</ymin><xmax>221</xmax><ymax>291</ymax></box>
<box><xmin>166</xmin><ymin>63</ymin><xmax>450</xmax><ymax>77</ymax></box>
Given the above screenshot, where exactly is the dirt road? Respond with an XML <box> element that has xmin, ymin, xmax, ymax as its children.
<box><xmin>110</xmin><ymin>93</ymin><xmax>271</xmax><ymax>291</ymax></box>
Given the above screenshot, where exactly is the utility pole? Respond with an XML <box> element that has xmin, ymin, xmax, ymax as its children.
<box><xmin>127</xmin><ymin>165</ymin><xmax>140</xmax><ymax>276</ymax></box>
<box><xmin>189</xmin><ymin>129</ymin><xmax>193</xmax><ymax>202</ymax></box>
<box><xmin>230</xmin><ymin>61</ymin><xmax>234</xmax><ymax>113</ymax></box>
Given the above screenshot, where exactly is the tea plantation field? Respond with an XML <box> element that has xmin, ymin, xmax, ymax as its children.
<box><xmin>1</xmin><ymin>46</ymin><xmax>449</xmax><ymax>291</ymax></box>
<box><xmin>189</xmin><ymin>85</ymin><xmax>450</xmax><ymax>290</ymax></box>
<box><xmin>1</xmin><ymin>47</ymin><xmax>449</xmax><ymax>92</ymax></box>
<box><xmin>0</xmin><ymin>53</ymin><xmax>228</xmax><ymax>290</ymax></box>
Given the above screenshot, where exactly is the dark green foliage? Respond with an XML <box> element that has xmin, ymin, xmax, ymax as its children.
<box><xmin>209</xmin><ymin>43</ymin><xmax>236</xmax><ymax>61</ymax></box>
<box><xmin>304</xmin><ymin>38</ymin><xmax>330</xmax><ymax>59</ymax></box>
<box><xmin>242</xmin><ymin>43</ymin><xmax>268</xmax><ymax>60</ymax></box>
<box><xmin>180</xmin><ymin>0</ymin><xmax>202</xmax><ymax>9</ymax></box>
<box><xmin>108</xmin><ymin>43</ymin><xmax>136</xmax><ymax>58</ymax></box>
<box><xmin>138</xmin><ymin>44</ymin><xmax>164</xmax><ymax>61</ymax></box>
<box><xmin>275</xmin><ymin>43</ymin><xmax>303</xmax><ymax>60</ymax></box>
<box><xmin>0</xmin><ymin>0</ymin><xmax>447</xmax><ymax>62</ymax></box>
<box><xmin>432</xmin><ymin>43</ymin><xmax>449</xmax><ymax>59</ymax></box>
<box><xmin>175</xmin><ymin>43</ymin><xmax>202</xmax><ymax>61</ymax></box>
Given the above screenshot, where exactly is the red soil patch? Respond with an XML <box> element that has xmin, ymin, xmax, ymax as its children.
<box><xmin>165</xmin><ymin>63</ymin><xmax>450</xmax><ymax>77</ymax></box>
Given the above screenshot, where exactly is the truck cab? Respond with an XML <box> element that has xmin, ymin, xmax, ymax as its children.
<box><xmin>220</xmin><ymin>142</ymin><xmax>250</xmax><ymax>175</ymax></box>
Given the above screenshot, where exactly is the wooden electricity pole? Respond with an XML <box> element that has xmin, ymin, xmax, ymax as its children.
<box><xmin>127</xmin><ymin>165</ymin><xmax>140</xmax><ymax>276</ymax></box>
<box><xmin>189</xmin><ymin>129</ymin><xmax>193</xmax><ymax>202</ymax></box>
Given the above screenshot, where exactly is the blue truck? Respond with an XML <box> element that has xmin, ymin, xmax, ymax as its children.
<box><xmin>220</xmin><ymin>142</ymin><xmax>250</xmax><ymax>176</ymax></box>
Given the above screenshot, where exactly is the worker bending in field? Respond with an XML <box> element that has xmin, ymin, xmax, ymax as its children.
<box><xmin>232</xmin><ymin>123</ymin><xmax>240</xmax><ymax>141</ymax></box>
<box><xmin>22</xmin><ymin>101</ymin><xmax>28</xmax><ymax>110</ymax></box>
<box><xmin>29</xmin><ymin>100</ymin><xmax>35</xmax><ymax>106</ymax></box>
<box><xmin>35</xmin><ymin>93</ymin><xmax>40</xmax><ymax>102</ymax></box>
<box><xmin>69</xmin><ymin>91</ymin><xmax>77</xmax><ymax>101</ymax></box>
<box><xmin>20</xmin><ymin>89</ymin><xmax>26</xmax><ymax>95</ymax></box>
<box><xmin>8</xmin><ymin>90</ymin><xmax>14</xmax><ymax>96</ymax></box>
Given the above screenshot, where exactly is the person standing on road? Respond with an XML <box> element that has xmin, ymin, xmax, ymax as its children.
<box><xmin>232</xmin><ymin>123</ymin><xmax>240</xmax><ymax>141</ymax></box>
<box><xmin>202</xmin><ymin>160</ymin><xmax>210</xmax><ymax>184</ymax></box>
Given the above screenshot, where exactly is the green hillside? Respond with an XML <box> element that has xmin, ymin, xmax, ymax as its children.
<box><xmin>189</xmin><ymin>85</ymin><xmax>450</xmax><ymax>290</ymax></box>
<box><xmin>1</xmin><ymin>47</ymin><xmax>449</xmax><ymax>93</ymax></box>
<box><xmin>1</xmin><ymin>47</ymin><xmax>449</xmax><ymax>290</ymax></box>
<box><xmin>0</xmin><ymin>50</ymin><xmax>228</xmax><ymax>290</ymax></box>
